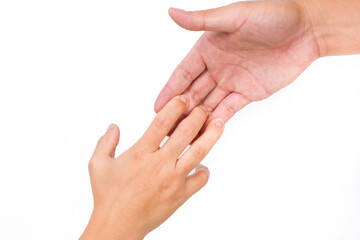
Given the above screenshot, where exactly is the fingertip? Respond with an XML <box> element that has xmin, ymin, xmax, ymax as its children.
<box><xmin>154</xmin><ymin>86</ymin><xmax>177</xmax><ymax>113</ymax></box>
<box><xmin>213</xmin><ymin>118</ymin><xmax>224</xmax><ymax>129</ymax></box>
<box><xmin>185</xmin><ymin>166</ymin><xmax>210</xmax><ymax>197</ymax></box>
<box><xmin>154</xmin><ymin>95</ymin><xmax>165</xmax><ymax>113</ymax></box>
<box><xmin>106</xmin><ymin>123</ymin><xmax>120</xmax><ymax>137</ymax></box>
<box><xmin>168</xmin><ymin>7</ymin><xmax>201</xmax><ymax>31</ymax></box>
<box><xmin>169</xmin><ymin>7</ymin><xmax>186</xmax><ymax>13</ymax></box>
<box><xmin>202</xmin><ymin>118</ymin><xmax>224</xmax><ymax>140</ymax></box>
<box><xmin>165</xmin><ymin>95</ymin><xmax>189</xmax><ymax>119</ymax></box>
<box><xmin>168</xmin><ymin>7</ymin><xmax>182</xmax><ymax>24</ymax></box>
<box><xmin>143</xmin><ymin>95</ymin><xmax>191</xmax><ymax>151</ymax></box>
<box><xmin>154</xmin><ymin>101</ymin><xmax>161</xmax><ymax>113</ymax></box>
<box><xmin>155</xmin><ymin>92</ymin><xmax>189</xmax><ymax>114</ymax></box>
<box><xmin>208</xmin><ymin>118</ymin><xmax>225</xmax><ymax>131</ymax></box>
<box><xmin>191</xmin><ymin>165</ymin><xmax>210</xmax><ymax>190</ymax></box>
<box><xmin>196</xmin><ymin>164</ymin><xmax>210</xmax><ymax>176</ymax></box>
<box><xmin>94</xmin><ymin>123</ymin><xmax>120</xmax><ymax>158</ymax></box>
<box><xmin>168</xmin><ymin>7</ymin><xmax>188</xmax><ymax>18</ymax></box>
<box><xmin>106</xmin><ymin>123</ymin><xmax>117</xmax><ymax>132</ymax></box>
<box><xmin>198</xmin><ymin>171</ymin><xmax>210</xmax><ymax>186</ymax></box>
<box><xmin>179</xmin><ymin>95</ymin><xmax>189</xmax><ymax>105</ymax></box>
<box><xmin>173</xmin><ymin>95</ymin><xmax>189</xmax><ymax>112</ymax></box>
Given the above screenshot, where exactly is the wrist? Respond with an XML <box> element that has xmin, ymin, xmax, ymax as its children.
<box><xmin>295</xmin><ymin>0</ymin><xmax>360</xmax><ymax>57</ymax></box>
<box><xmin>80</xmin><ymin>209</ymin><xmax>145</xmax><ymax>240</ymax></box>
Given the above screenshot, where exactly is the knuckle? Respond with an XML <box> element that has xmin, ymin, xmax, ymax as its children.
<box><xmin>155</xmin><ymin>149</ymin><xmax>170</xmax><ymax>163</ymax></box>
<box><xmin>131</xmin><ymin>149</ymin><xmax>145</xmax><ymax>161</ymax></box>
<box><xmin>191</xmin><ymin>146</ymin><xmax>206</xmax><ymax>160</ymax></box>
<box><xmin>200</xmin><ymin>10</ymin><xmax>207</xmax><ymax>30</ymax></box>
<box><xmin>174</xmin><ymin>168</ymin><xmax>185</xmax><ymax>179</ymax></box>
<box><xmin>179</xmin><ymin>121</ymin><xmax>198</xmax><ymax>136</ymax></box>
<box><xmin>188</xmin><ymin>88</ymin><xmax>202</xmax><ymax>104</ymax></box>
<box><xmin>153</xmin><ymin>115</ymin><xmax>171</xmax><ymax>130</ymax></box>
<box><xmin>166</xmin><ymin>84</ymin><xmax>176</xmax><ymax>96</ymax></box>
<box><xmin>178</xmin><ymin>66</ymin><xmax>193</xmax><ymax>83</ymax></box>
<box><xmin>158</xmin><ymin>170</ymin><xmax>176</xmax><ymax>190</ymax></box>
<box><xmin>222</xmin><ymin>101</ymin><xmax>237</xmax><ymax>116</ymax></box>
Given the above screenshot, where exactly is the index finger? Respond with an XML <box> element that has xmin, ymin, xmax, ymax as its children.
<box><xmin>138</xmin><ymin>95</ymin><xmax>189</xmax><ymax>152</ymax></box>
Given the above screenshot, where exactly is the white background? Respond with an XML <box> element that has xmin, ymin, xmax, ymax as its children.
<box><xmin>0</xmin><ymin>0</ymin><xmax>359</xmax><ymax>239</ymax></box>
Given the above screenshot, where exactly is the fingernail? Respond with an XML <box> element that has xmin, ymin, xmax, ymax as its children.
<box><xmin>196</xmin><ymin>165</ymin><xmax>206</xmax><ymax>171</ymax></box>
<box><xmin>179</xmin><ymin>95</ymin><xmax>188</xmax><ymax>104</ymax></box>
<box><xmin>107</xmin><ymin>123</ymin><xmax>116</xmax><ymax>132</ymax></box>
<box><xmin>214</xmin><ymin>119</ymin><xmax>224</xmax><ymax>128</ymax></box>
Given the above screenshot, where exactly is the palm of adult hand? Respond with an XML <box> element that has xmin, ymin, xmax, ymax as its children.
<box><xmin>155</xmin><ymin>1</ymin><xmax>319</xmax><ymax>124</ymax></box>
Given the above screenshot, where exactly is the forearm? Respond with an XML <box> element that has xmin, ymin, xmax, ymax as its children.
<box><xmin>297</xmin><ymin>0</ymin><xmax>360</xmax><ymax>57</ymax></box>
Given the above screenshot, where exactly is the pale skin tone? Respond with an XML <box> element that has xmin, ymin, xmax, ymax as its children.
<box><xmin>80</xmin><ymin>96</ymin><xmax>224</xmax><ymax>240</ymax></box>
<box><xmin>154</xmin><ymin>0</ymin><xmax>360</xmax><ymax>128</ymax></box>
<box><xmin>81</xmin><ymin>0</ymin><xmax>360</xmax><ymax>239</ymax></box>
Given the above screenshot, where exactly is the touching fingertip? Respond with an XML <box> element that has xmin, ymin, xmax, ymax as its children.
<box><xmin>154</xmin><ymin>102</ymin><xmax>160</xmax><ymax>113</ymax></box>
<box><xmin>179</xmin><ymin>95</ymin><xmax>189</xmax><ymax>104</ymax></box>
<box><xmin>214</xmin><ymin>118</ymin><xmax>224</xmax><ymax>128</ymax></box>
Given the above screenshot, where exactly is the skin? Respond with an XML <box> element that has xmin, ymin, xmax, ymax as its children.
<box><xmin>80</xmin><ymin>96</ymin><xmax>224</xmax><ymax>240</ymax></box>
<box><xmin>80</xmin><ymin>1</ymin><xmax>360</xmax><ymax>239</ymax></box>
<box><xmin>154</xmin><ymin>0</ymin><xmax>360</xmax><ymax>128</ymax></box>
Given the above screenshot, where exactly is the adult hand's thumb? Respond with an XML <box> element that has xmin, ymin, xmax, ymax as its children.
<box><xmin>168</xmin><ymin>3</ymin><xmax>248</xmax><ymax>32</ymax></box>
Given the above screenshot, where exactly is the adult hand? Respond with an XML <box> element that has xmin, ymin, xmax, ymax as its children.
<box><xmin>155</xmin><ymin>0</ymin><xmax>319</xmax><ymax>125</ymax></box>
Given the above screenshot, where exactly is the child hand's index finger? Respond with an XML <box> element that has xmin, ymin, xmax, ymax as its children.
<box><xmin>138</xmin><ymin>95</ymin><xmax>189</xmax><ymax>152</ymax></box>
<box><xmin>160</xmin><ymin>106</ymin><xmax>208</xmax><ymax>160</ymax></box>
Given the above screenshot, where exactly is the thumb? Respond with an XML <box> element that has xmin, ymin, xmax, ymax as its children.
<box><xmin>185</xmin><ymin>164</ymin><xmax>210</xmax><ymax>198</ymax></box>
<box><xmin>93</xmin><ymin>123</ymin><xmax>120</xmax><ymax>158</ymax></box>
<box><xmin>168</xmin><ymin>3</ymin><xmax>249</xmax><ymax>32</ymax></box>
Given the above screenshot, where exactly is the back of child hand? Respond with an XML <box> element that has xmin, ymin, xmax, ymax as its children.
<box><xmin>80</xmin><ymin>95</ymin><xmax>224</xmax><ymax>240</ymax></box>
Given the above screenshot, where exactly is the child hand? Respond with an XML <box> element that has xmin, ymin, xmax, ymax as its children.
<box><xmin>80</xmin><ymin>96</ymin><xmax>224</xmax><ymax>240</ymax></box>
